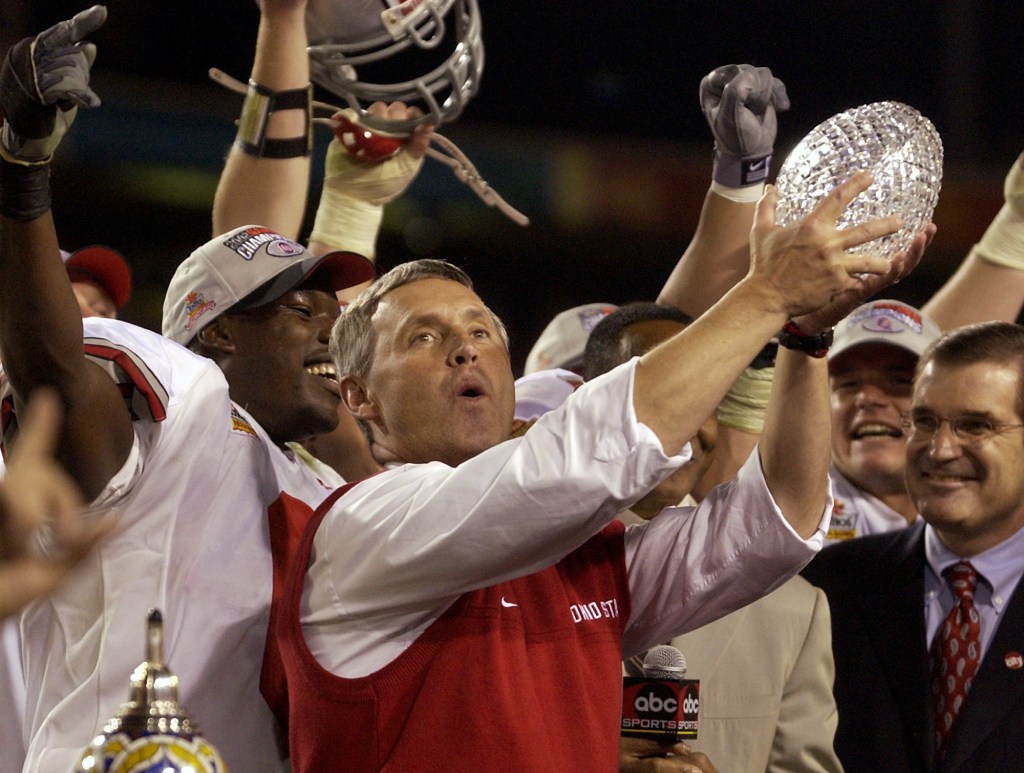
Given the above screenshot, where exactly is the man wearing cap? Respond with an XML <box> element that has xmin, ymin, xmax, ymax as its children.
<box><xmin>62</xmin><ymin>244</ymin><xmax>132</xmax><ymax>319</ymax></box>
<box><xmin>825</xmin><ymin>299</ymin><xmax>942</xmax><ymax>542</ymax></box>
<box><xmin>523</xmin><ymin>302</ymin><xmax>620</xmax><ymax>376</ymax></box>
<box><xmin>0</xmin><ymin>9</ymin><xmax>374</xmax><ymax>772</ymax></box>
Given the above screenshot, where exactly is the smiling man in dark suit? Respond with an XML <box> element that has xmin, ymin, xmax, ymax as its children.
<box><xmin>803</xmin><ymin>320</ymin><xmax>1024</xmax><ymax>773</ymax></box>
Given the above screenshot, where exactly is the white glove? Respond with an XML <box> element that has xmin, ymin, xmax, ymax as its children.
<box><xmin>309</xmin><ymin>126</ymin><xmax>424</xmax><ymax>259</ymax></box>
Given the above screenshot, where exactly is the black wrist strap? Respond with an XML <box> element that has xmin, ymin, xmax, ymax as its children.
<box><xmin>0</xmin><ymin>156</ymin><xmax>51</xmax><ymax>220</ymax></box>
<box><xmin>234</xmin><ymin>81</ymin><xmax>312</xmax><ymax>159</ymax></box>
<box><xmin>777</xmin><ymin>320</ymin><xmax>833</xmax><ymax>358</ymax></box>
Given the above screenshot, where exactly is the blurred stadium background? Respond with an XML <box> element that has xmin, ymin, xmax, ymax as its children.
<box><xmin>3</xmin><ymin>1</ymin><xmax>1022</xmax><ymax>372</ymax></box>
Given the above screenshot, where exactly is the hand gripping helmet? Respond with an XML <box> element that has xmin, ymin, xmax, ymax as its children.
<box><xmin>305</xmin><ymin>0</ymin><xmax>484</xmax><ymax>131</ymax></box>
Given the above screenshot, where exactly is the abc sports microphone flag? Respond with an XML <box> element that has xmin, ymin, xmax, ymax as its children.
<box><xmin>621</xmin><ymin>644</ymin><xmax>700</xmax><ymax>742</ymax></box>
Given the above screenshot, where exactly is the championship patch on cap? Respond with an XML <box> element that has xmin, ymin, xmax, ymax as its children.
<box><xmin>223</xmin><ymin>227</ymin><xmax>305</xmax><ymax>261</ymax></box>
<box><xmin>161</xmin><ymin>225</ymin><xmax>374</xmax><ymax>346</ymax></box>
<box><xmin>184</xmin><ymin>291</ymin><xmax>217</xmax><ymax>334</ymax></box>
<box><xmin>845</xmin><ymin>301</ymin><xmax>923</xmax><ymax>335</ymax></box>
<box><xmin>829</xmin><ymin>299</ymin><xmax>941</xmax><ymax>362</ymax></box>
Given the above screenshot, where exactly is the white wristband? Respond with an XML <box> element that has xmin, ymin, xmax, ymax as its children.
<box><xmin>710</xmin><ymin>180</ymin><xmax>765</xmax><ymax>203</ymax></box>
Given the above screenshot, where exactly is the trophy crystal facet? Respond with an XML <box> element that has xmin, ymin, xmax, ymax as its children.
<box><xmin>775</xmin><ymin>101</ymin><xmax>943</xmax><ymax>260</ymax></box>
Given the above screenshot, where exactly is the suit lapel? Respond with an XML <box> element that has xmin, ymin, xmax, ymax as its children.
<box><xmin>941</xmin><ymin>573</ymin><xmax>1024</xmax><ymax>771</ymax></box>
<box><xmin>857</xmin><ymin>523</ymin><xmax>935</xmax><ymax>770</ymax></box>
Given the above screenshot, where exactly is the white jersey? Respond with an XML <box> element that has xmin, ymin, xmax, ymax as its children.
<box><xmin>825</xmin><ymin>465</ymin><xmax>916</xmax><ymax>544</ymax></box>
<box><xmin>2</xmin><ymin>318</ymin><xmax>342</xmax><ymax>773</ymax></box>
<box><xmin>0</xmin><ymin>618</ymin><xmax>25</xmax><ymax>773</ymax></box>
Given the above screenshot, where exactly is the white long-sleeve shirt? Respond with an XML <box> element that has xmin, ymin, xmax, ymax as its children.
<box><xmin>303</xmin><ymin>358</ymin><xmax>830</xmax><ymax>677</ymax></box>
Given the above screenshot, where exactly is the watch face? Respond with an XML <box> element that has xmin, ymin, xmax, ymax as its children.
<box><xmin>775</xmin><ymin>101</ymin><xmax>943</xmax><ymax>262</ymax></box>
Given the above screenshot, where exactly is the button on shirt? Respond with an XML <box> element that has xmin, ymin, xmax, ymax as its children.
<box><xmin>924</xmin><ymin>523</ymin><xmax>1024</xmax><ymax>661</ymax></box>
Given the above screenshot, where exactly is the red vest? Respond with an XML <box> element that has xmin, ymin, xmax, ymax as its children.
<box><xmin>277</xmin><ymin>487</ymin><xmax>631</xmax><ymax>772</ymax></box>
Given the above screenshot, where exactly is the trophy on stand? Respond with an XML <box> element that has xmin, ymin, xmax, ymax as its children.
<box><xmin>775</xmin><ymin>100</ymin><xmax>944</xmax><ymax>261</ymax></box>
<box><xmin>76</xmin><ymin>609</ymin><xmax>226</xmax><ymax>773</ymax></box>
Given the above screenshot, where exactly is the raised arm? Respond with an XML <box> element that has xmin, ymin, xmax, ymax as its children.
<box><xmin>923</xmin><ymin>150</ymin><xmax>1024</xmax><ymax>329</ymax></box>
<box><xmin>306</xmin><ymin>102</ymin><xmax>432</xmax><ymax>302</ymax></box>
<box><xmin>658</xmin><ymin>65</ymin><xmax>788</xmax><ymax>498</ymax></box>
<box><xmin>636</xmin><ymin>175</ymin><xmax>907</xmax><ymax>537</ymax></box>
<box><xmin>0</xmin><ymin>6</ymin><xmax>133</xmax><ymax>501</ymax></box>
<box><xmin>211</xmin><ymin>0</ymin><xmax>313</xmax><ymax>238</ymax></box>
<box><xmin>657</xmin><ymin>64</ymin><xmax>789</xmax><ymax>317</ymax></box>
<box><xmin>210</xmin><ymin>0</ymin><xmax>431</xmax><ymax>271</ymax></box>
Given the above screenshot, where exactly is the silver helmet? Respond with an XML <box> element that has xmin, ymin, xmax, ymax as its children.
<box><xmin>305</xmin><ymin>0</ymin><xmax>484</xmax><ymax>130</ymax></box>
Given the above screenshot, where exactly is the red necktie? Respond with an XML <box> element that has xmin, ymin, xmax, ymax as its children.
<box><xmin>929</xmin><ymin>560</ymin><xmax>982</xmax><ymax>756</ymax></box>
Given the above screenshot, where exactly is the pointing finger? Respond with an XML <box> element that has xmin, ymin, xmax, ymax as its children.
<box><xmin>37</xmin><ymin>5</ymin><xmax>107</xmax><ymax>49</ymax></box>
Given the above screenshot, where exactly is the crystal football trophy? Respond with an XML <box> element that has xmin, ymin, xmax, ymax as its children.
<box><xmin>76</xmin><ymin>609</ymin><xmax>226</xmax><ymax>773</ymax></box>
<box><xmin>774</xmin><ymin>101</ymin><xmax>943</xmax><ymax>260</ymax></box>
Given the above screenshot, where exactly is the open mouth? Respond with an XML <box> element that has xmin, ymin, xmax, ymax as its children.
<box><xmin>306</xmin><ymin>362</ymin><xmax>337</xmax><ymax>380</ymax></box>
<box><xmin>921</xmin><ymin>471</ymin><xmax>976</xmax><ymax>484</ymax></box>
<box><xmin>851</xmin><ymin>422</ymin><xmax>903</xmax><ymax>440</ymax></box>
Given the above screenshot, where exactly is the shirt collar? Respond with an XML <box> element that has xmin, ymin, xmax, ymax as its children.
<box><xmin>925</xmin><ymin>521</ymin><xmax>1024</xmax><ymax>604</ymax></box>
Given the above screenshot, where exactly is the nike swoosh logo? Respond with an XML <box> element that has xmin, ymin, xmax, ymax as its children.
<box><xmin>748</xmin><ymin>158</ymin><xmax>768</xmax><ymax>171</ymax></box>
<box><xmin>501</xmin><ymin>597</ymin><xmax>518</xmax><ymax>608</ymax></box>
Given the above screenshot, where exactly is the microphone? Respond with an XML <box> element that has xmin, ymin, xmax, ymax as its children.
<box><xmin>621</xmin><ymin>644</ymin><xmax>700</xmax><ymax>743</ymax></box>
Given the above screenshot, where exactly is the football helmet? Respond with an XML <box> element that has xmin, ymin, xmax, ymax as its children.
<box><xmin>305</xmin><ymin>0</ymin><xmax>484</xmax><ymax>130</ymax></box>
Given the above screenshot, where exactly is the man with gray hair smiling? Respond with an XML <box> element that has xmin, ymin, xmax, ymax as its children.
<box><xmin>273</xmin><ymin>168</ymin><xmax>920</xmax><ymax>771</ymax></box>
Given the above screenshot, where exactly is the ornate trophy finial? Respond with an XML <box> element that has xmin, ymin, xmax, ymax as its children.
<box><xmin>76</xmin><ymin>609</ymin><xmax>226</xmax><ymax>772</ymax></box>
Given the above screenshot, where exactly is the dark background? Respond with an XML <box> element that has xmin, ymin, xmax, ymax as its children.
<box><xmin>3</xmin><ymin>1</ymin><xmax>1022</xmax><ymax>373</ymax></box>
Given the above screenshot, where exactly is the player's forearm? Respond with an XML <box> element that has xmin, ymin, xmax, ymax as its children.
<box><xmin>637</xmin><ymin>277</ymin><xmax>786</xmax><ymax>456</ymax></box>
<box><xmin>758</xmin><ymin>348</ymin><xmax>830</xmax><ymax>539</ymax></box>
<box><xmin>922</xmin><ymin>249</ymin><xmax>1024</xmax><ymax>330</ymax></box>
<box><xmin>0</xmin><ymin>213</ymin><xmax>87</xmax><ymax>389</ymax></box>
<box><xmin>212</xmin><ymin>4</ymin><xmax>312</xmax><ymax>238</ymax></box>
<box><xmin>0</xmin><ymin>214</ymin><xmax>134</xmax><ymax>500</ymax></box>
<box><xmin>657</xmin><ymin>188</ymin><xmax>757</xmax><ymax>318</ymax></box>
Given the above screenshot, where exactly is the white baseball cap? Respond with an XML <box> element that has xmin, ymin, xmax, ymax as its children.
<box><xmin>162</xmin><ymin>225</ymin><xmax>374</xmax><ymax>345</ymax></box>
<box><xmin>523</xmin><ymin>302</ymin><xmax>619</xmax><ymax>375</ymax></box>
<box><xmin>829</xmin><ymin>299</ymin><xmax>941</xmax><ymax>362</ymax></box>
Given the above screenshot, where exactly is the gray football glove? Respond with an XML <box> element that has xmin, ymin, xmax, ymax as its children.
<box><xmin>0</xmin><ymin>4</ymin><xmax>106</xmax><ymax>164</ymax></box>
<box><xmin>700</xmin><ymin>64</ymin><xmax>790</xmax><ymax>188</ymax></box>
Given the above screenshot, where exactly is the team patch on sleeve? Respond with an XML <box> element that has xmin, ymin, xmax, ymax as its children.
<box><xmin>230</xmin><ymin>406</ymin><xmax>258</xmax><ymax>437</ymax></box>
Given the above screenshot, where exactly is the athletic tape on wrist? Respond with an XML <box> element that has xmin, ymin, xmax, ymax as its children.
<box><xmin>974</xmin><ymin>206</ymin><xmax>1024</xmax><ymax>271</ymax></box>
<box><xmin>974</xmin><ymin>159</ymin><xmax>1024</xmax><ymax>270</ymax></box>
<box><xmin>717</xmin><ymin>365</ymin><xmax>774</xmax><ymax>434</ymax></box>
<box><xmin>309</xmin><ymin>188</ymin><xmax>382</xmax><ymax>260</ymax></box>
<box><xmin>235</xmin><ymin>80</ymin><xmax>312</xmax><ymax>159</ymax></box>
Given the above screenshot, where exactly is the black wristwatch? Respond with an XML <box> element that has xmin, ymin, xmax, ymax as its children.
<box><xmin>776</xmin><ymin>320</ymin><xmax>833</xmax><ymax>358</ymax></box>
